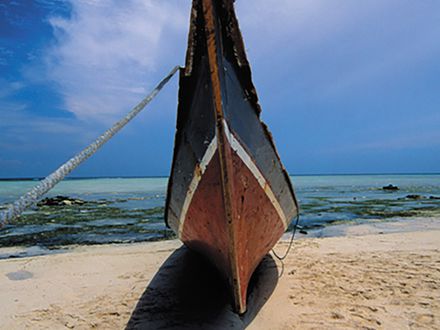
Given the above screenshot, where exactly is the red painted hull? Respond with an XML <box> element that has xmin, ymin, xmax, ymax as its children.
<box><xmin>182</xmin><ymin>141</ymin><xmax>286</xmax><ymax>313</ymax></box>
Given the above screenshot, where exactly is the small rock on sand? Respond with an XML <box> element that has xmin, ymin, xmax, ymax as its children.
<box><xmin>406</xmin><ymin>195</ymin><xmax>424</xmax><ymax>200</ymax></box>
<box><xmin>37</xmin><ymin>196</ymin><xmax>86</xmax><ymax>207</ymax></box>
<box><xmin>382</xmin><ymin>184</ymin><xmax>399</xmax><ymax>191</ymax></box>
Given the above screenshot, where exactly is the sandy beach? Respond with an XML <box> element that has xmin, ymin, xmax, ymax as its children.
<box><xmin>1</xmin><ymin>218</ymin><xmax>439</xmax><ymax>329</ymax></box>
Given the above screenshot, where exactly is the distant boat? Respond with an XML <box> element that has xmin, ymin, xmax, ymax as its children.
<box><xmin>165</xmin><ymin>0</ymin><xmax>299</xmax><ymax>314</ymax></box>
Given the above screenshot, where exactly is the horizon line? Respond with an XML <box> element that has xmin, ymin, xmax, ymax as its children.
<box><xmin>0</xmin><ymin>172</ymin><xmax>439</xmax><ymax>181</ymax></box>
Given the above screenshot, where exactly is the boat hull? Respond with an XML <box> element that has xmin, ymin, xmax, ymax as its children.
<box><xmin>165</xmin><ymin>0</ymin><xmax>298</xmax><ymax>313</ymax></box>
<box><xmin>181</xmin><ymin>135</ymin><xmax>287</xmax><ymax>312</ymax></box>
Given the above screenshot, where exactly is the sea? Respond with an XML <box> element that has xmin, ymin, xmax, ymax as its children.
<box><xmin>0</xmin><ymin>174</ymin><xmax>439</xmax><ymax>257</ymax></box>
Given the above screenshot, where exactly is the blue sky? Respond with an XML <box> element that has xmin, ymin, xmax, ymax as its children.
<box><xmin>0</xmin><ymin>0</ymin><xmax>439</xmax><ymax>178</ymax></box>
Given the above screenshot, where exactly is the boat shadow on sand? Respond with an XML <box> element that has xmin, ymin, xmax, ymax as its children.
<box><xmin>126</xmin><ymin>246</ymin><xmax>279</xmax><ymax>329</ymax></box>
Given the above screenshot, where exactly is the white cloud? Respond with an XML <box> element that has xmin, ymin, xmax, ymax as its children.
<box><xmin>44</xmin><ymin>0</ymin><xmax>440</xmax><ymax>124</ymax></box>
<box><xmin>47</xmin><ymin>0</ymin><xmax>368</xmax><ymax>123</ymax></box>
<box><xmin>46</xmin><ymin>0</ymin><xmax>189</xmax><ymax>123</ymax></box>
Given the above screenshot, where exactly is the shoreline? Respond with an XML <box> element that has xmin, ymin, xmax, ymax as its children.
<box><xmin>293</xmin><ymin>215</ymin><xmax>440</xmax><ymax>239</ymax></box>
<box><xmin>1</xmin><ymin>216</ymin><xmax>439</xmax><ymax>260</ymax></box>
<box><xmin>0</xmin><ymin>218</ymin><xmax>439</xmax><ymax>329</ymax></box>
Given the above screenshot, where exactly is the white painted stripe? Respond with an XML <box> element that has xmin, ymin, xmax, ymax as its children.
<box><xmin>223</xmin><ymin>120</ymin><xmax>289</xmax><ymax>230</ymax></box>
<box><xmin>178</xmin><ymin>137</ymin><xmax>218</xmax><ymax>238</ymax></box>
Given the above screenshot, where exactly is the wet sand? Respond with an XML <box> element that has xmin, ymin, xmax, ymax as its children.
<box><xmin>0</xmin><ymin>218</ymin><xmax>439</xmax><ymax>329</ymax></box>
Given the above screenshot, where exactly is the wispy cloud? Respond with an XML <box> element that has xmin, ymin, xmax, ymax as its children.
<box><xmin>42</xmin><ymin>0</ymin><xmax>440</xmax><ymax>124</ymax></box>
<box><xmin>236</xmin><ymin>0</ymin><xmax>440</xmax><ymax>97</ymax></box>
<box><xmin>0</xmin><ymin>101</ymin><xmax>97</xmax><ymax>176</ymax></box>
<box><xmin>0</xmin><ymin>106</ymin><xmax>96</xmax><ymax>151</ymax></box>
<box><xmin>321</xmin><ymin>112</ymin><xmax>440</xmax><ymax>155</ymax></box>
<box><xmin>0</xmin><ymin>158</ymin><xmax>22</xmax><ymax>167</ymax></box>
<box><xmin>0</xmin><ymin>47</ymin><xmax>13</xmax><ymax>66</ymax></box>
<box><xmin>362</xmin><ymin>132</ymin><xmax>440</xmax><ymax>151</ymax></box>
<box><xmin>45</xmin><ymin>0</ymin><xmax>189</xmax><ymax>123</ymax></box>
<box><xmin>236</xmin><ymin>1</ymin><xmax>385</xmax><ymax>55</ymax></box>
<box><xmin>0</xmin><ymin>78</ymin><xmax>96</xmax><ymax>151</ymax></box>
<box><xmin>0</xmin><ymin>79</ymin><xmax>25</xmax><ymax>98</ymax></box>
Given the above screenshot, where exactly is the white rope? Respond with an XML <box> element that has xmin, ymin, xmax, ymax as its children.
<box><xmin>0</xmin><ymin>65</ymin><xmax>180</xmax><ymax>228</ymax></box>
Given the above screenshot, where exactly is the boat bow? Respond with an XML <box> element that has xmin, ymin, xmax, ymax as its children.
<box><xmin>165</xmin><ymin>0</ymin><xmax>298</xmax><ymax>314</ymax></box>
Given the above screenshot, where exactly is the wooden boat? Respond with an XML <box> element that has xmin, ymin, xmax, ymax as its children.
<box><xmin>165</xmin><ymin>0</ymin><xmax>299</xmax><ymax>314</ymax></box>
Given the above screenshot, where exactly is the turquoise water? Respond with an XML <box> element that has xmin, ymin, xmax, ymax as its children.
<box><xmin>0</xmin><ymin>175</ymin><xmax>439</xmax><ymax>249</ymax></box>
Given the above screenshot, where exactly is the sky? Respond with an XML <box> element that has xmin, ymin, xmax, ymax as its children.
<box><xmin>0</xmin><ymin>0</ymin><xmax>439</xmax><ymax>178</ymax></box>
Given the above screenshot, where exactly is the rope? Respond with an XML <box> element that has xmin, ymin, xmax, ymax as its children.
<box><xmin>272</xmin><ymin>213</ymin><xmax>300</xmax><ymax>261</ymax></box>
<box><xmin>0</xmin><ymin>65</ymin><xmax>180</xmax><ymax>228</ymax></box>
